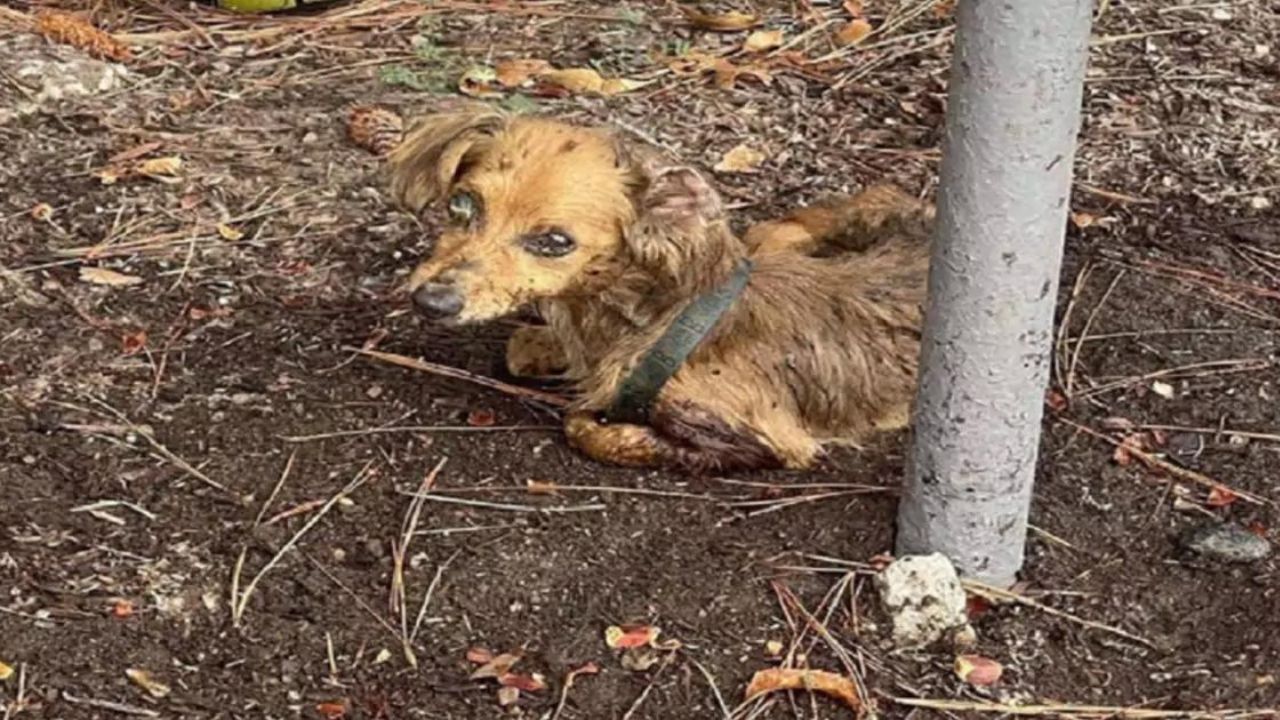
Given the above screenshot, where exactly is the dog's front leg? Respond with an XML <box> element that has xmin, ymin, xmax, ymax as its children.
<box><xmin>564</xmin><ymin>407</ymin><xmax>787</xmax><ymax>474</ymax></box>
<box><xmin>506</xmin><ymin>325</ymin><xmax>568</xmax><ymax>379</ymax></box>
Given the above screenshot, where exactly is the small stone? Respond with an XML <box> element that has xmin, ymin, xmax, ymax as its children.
<box><xmin>1249</xmin><ymin>196</ymin><xmax>1272</xmax><ymax>211</ymax></box>
<box><xmin>875</xmin><ymin>553</ymin><xmax>968</xmax><ymax>649</ymax></box>
<box><xmin>1180</xmin><ymin>523</ymin><xmax>1272</xmax><ymax>563</ymax></box>
<box><xmin>950</xmin><ymin>623</ymin><xmax>979</xmax><ymax>651</ymax></box>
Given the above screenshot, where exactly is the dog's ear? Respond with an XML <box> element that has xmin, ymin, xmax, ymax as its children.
<box><xmin>615</xmin><ymin>138</ymin><xmax>726</xmax><ymax>270</ymax></box>
<box><xmin>388</xmin><ymin>106</ymin><xmax>506</xmax><ymax>213</ymax></box>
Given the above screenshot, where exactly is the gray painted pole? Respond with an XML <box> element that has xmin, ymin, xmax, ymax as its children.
<box><xmin>896</xmin><ymin>0</ymin><xmax>1094</xmax><ymax>587</ymax></box>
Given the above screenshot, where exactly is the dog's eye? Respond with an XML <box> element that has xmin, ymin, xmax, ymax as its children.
<box><xmin>447</xmin><ymin>192</ymin><xmax>478</xmax><ymax>224</ymax></box>
<box><xmin>522</xmin><ymin>231</ymin><xmax>576</xmax><ymax>258</ymax></box>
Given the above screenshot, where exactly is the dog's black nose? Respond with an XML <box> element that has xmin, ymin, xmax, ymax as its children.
<box><xmin>411</xmin><ymin>283</ymin><xmax>464</xmax><ymax>320</ymax></box>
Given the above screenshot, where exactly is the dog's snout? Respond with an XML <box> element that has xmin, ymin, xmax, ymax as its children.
<box><xmin>411</xmin><ymin>282</ymin><xmax>465</xmax><ymax>320</ymax></box>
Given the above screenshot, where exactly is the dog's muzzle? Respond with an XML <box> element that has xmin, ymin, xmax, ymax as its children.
<box><xmin>411</xmin><ymin>282</ymin><xmax>465</xmax><ymax>320</ymax></box>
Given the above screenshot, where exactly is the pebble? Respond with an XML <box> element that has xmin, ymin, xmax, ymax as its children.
<box><xmin>1180</xmin><ymin>522</ymin><xmax>1272</xmax><ymax>563</ymax></box>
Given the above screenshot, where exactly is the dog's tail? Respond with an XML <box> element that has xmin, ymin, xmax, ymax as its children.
<box><xmin>746</xmin><ymin>184</ymin><xmax>933</xmax><ymax>257</ymax></box>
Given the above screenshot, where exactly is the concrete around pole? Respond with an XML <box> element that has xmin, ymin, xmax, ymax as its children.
<box><xmin>895</xmin><ymin>0</ymin><xmax>1095</xmax><ymax>587</ymax></box>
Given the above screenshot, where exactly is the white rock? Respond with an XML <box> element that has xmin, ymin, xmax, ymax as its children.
<box><xmin>876</xmin><ymin>553</ymin><xmax>970</xmax><ymax>649</ymax></box>
<box><xmin>0</xmin><ymin>34</ymin><xmax>129</xmax><ymax>124</ymax></box>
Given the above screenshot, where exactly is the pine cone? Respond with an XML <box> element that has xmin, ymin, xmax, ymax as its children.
<box><xmin>347</xmin><ymin>106</ymin><xmax>404</xmax><ymax>156</ymax></box>
<box><xmin>36</xmin><ymin>10</ymin><xmax>133</xmax><ymax>63</ymax></box>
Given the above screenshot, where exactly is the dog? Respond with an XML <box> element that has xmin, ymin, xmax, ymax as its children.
<box><xmin>388</xmin><ymin>107</ymin><xmax>932</xmax><ymax>473</ymax></box>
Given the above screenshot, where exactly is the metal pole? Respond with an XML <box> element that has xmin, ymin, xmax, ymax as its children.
<box><xmin>896</xmin><ymin>0</ymin><xmax>1095</xmax><ymax>587</ymax></box>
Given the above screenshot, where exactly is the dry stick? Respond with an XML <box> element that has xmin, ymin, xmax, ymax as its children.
<box><xmin>1057</xmin><ymin>417</ymin><xmax>1268</xmax><ymax>506</ymax></box>
<box><xmin>1136</xmin><ymin>424</ymin><xmax>1280</xmax><ymax>444</ymax></box>
<box><xmin>71</xmin><ymin>401</ymin><xmax>228</xmax><ymax>492</ymax></box>
<box><xmin>1078</xmin><ymin>358</ymin><xmax>1271</xmax><ymax>399</ymax></box>
<box><xmin>233</xmin><ymin>461</ymin><xmax>376</xmax><ymax>626</ymax></box>
<box><xmin>1055</xmin><ymin>262</ymin><xmax>1093</xmax><ymax>393</ymax></box>
<box><xmin>892</xmin><ymin>697</ymin><xmax>1274</xmax><ymax>719</ymax></box>
<box><xmin>689</xmin><ymin>658</ymin><xmax>733</xmax><ymax>720</ymax></box>
<box><xmin>550</xmin><ymin>662</ymin><xmax>603</xmax><ymax>720</ymax></box>
<box><xmin>61</xmin><ymin>692</ymin><xmax>159</xmax><ymax>718</ymax></box>
<box><xmin>399</xmin><ymin>493</ymin><xmax>605</xmax><ymax>514</ymax></box>
<box><xmin>1066</xmin><ymin>268</ymin><xmax>1126</xmax><ymax>397</ymax></box>
<box><xmin>963</xmin><ymin>579</ymin><xmax>1155</xmax><ymax>649</ymax></box>
<box><xmin>408</xmin><ymin>549</ymin><xmax>459</xmax><ymax>647</ymax></box>
<box><xmin>254</xmin><ymin>450</ymin><xmax>297</xmax><ymax>525</ymax></box>
<box><xmin>394</xmin><ymin>458</ymin><xmax>448</xmax><ymax>667</ymax></box>
<box><xmin>280</xmin><ymin>425</ymin><xmax>557</xmax><ymax>442</ymax></box>
<box><xmin>352</xmin><ymin>348</ymin><xmax>570</xmax><ymax>408</ymax></box>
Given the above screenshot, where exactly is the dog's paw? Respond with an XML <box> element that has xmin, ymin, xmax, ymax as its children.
<box><xmin>564</xmin><ymin>411</ymin><xmax>662</xmax><ymax>467</ymax></box>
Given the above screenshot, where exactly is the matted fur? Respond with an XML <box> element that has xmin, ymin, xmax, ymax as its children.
<box><xmin>388</xmin><ymin>106</ymin><xmax>932</xmax><ymax>473</ymax></box>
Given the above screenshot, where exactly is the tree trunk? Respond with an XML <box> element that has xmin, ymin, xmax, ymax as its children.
<box><xmin>896</xmin><ymin>0</ymin><xmax>1095</xmax><ymax>587</ymax></box>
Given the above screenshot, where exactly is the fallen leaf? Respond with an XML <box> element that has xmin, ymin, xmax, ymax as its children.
<box><xmin>1044</xmin><ymin>389</ymin><xmax>1068</xmax><ymax>413</ymax></box>
<box><xmin>467</xmin><ymin>408</ymin><xmax>496</xmax><ymax>427</ymax></box>
<box><xmin>743</xmin><ymin>29</ymin><xmax>783</xmax><ymax>52</ymax></box>
<box><xmin>498</xmin><ymin>672</ymin><xmax>546</xmax><ymax>692</ymax></box>
<box><xmin>135</xmin><ymin>156</ymin><xmax>183</xmax><ymax>177</ymax></box>
<box><xmin>764</xmin><ymin>640</ymin><xmax>784</xmax><ymax>657</ymax></box>
<box><xmin>744</xmin><ymin>668</ymin><xmax>862</xmax><ymax>712</ymax></box>
<box><xmin>496</xmin><ymin>58</ymin><xmax>551</xmax><ymax>88</ymax></box>
<box><xmin>965</xmin><ymin>594</ymin><xmax>992</xmax><ymax>620</ymax></box>
<box><xmin>714</xmin><ymin>144</ymin><xmax>766</xmax><ymax>173</ymax></box>
<box><xmin>526</xmin><ymin>480</ymin><xmax>560</xmax><ymax>495</ymax></box>
<box><xmin>835</xmin><ymin>18</ymin><xmax>873</xmax><ymax>46</ymax></box>
<box><xmin>31</xmin><ymin>203</ymin><xmax>54</xmax><ymax>221</ymax></box>
<box><xmin>1246</xmin><ymin>520</ymin><xmax>1268</xmax><ymax>538</ymax></box>
<box><xmin>538</xmin><ymin>68</ymin><xmax>641</xmax><ymax>96</ymax></box>
<box><xmin>682</xmin><ymin>7</ymin><xmax>760</xmax><ymax>32</ymax></box>
<box><xmin>955</xmin><ymin>654</ymin><xmax>1003</xmax><ymax>686</ymax></box>
<box><xmin>1151</xmin><ymin>380</ymin><xmax>1175</xmax><ymax>399</ymax></box>
<box><xmin>121</xmin><ymin>330</ymin><xmax>147</xmax><ymax>356</ymax></box>
<box><xmin>111</xmin><ymin>598</ymin><xmax>136</xmax><ymax>618</ymax></box>
<box><xmin>1099</xmin><ymin>416</ymin><xmax>1136</xmax><ymax>431</ymax></box>
<box><xmin>458</xmin><ymin>66</ymin><xmax>504</xmax><ymax>98</ymax></box>
<box><xmin>1113</xmin><ymin>433</ymin><xmax>1149</xmax><ymax>466</ymax></box>
<box><xmin>843</xmin><ymin>0</ymin><xmax>865</xmax><ymax>16</ymax></box>
<box><xmin>0</xmin><ymin>662</ymin><xmax>13</xmax><ymax>681</ymax></box>
<box><xmin>316</xmin><ymin>700</ymin><xmax>349</xmax><ymax>719</ymax></box>
<box><xmin>1206</xmin><ymin>485</ymin><xmax>1240</xmax><ymax>508</ymax></box>
<box><xmin>126</xmin><ymin>668</ymin><xmax>171</xmax><ymax>698</ymax></box>
<box><xmin>1070</xmin><ymin>211</ymin><xmax>1098</xmax><ymax>229</ymax></box>
<box><xmin>217</xmin><ymin>223</ymin><xmax>244</xmax><ymax>241</ymax></box>
<box><xmin>80</xmin><ymin>267</ymin><xmax>143</xmax><ymax>287</ymax></box>
<box><xmin>605</xmin><ymin>624</ymin><xmax>660</xmax><ymax>649</ymax></box>
<box><xmin>466</xmin><ymin>647</ymin><xmax>495</xmax><ymax>665</ymax></box>
<box><xmin>497</xmin><ymin>686</ymin><xmax>520</xmax><ymax>706</ymax></box>
<box><xmin>569</xmin><ymin>661</ymin><xmax>600</xmax><ymax>677</ymax></box>
<box><xmin>470</xmin><ymin>653</ymin><xmax>521</xmax><ymax>680</ymax></box>
<box><xmin>373</xmin><ymin>648</ymin><xmax>393</xmax><ymax>664</ymax></box>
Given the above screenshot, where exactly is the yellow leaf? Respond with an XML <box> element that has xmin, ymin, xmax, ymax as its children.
<box><xmin>217</xmin><ymin>223</ymin><xmax>245</xmax><ymax>241</ymax></box>
<box><xmin>458</xmin><ymin>66</ymin><xmax>503</xmax><ymax>98</ymax></box>
<box><xmin>135</xmin><ymin>156</ymin><xmax>182</xmax><ymax>176</ymax></box>
<box><xmin>714</xmin><ymin>144</ymin><xmax>766</xmax><ymax>173</ymax></box>
<box><xmin>682</xmin><ymin>7</ymin><xmax>760</xmax><ymax>32</ymax></box>
<box><xmin>955</xmin><ymin>654</ymin><xmax>1003</xmax><ymax>687</ymax></box>
<box><xmin>126</xmin><ymin>668</ymin><xmax>172</xmax><ymax>698</ymax></box>
<box><xmin>495</xmin><ymin>58</ymin><xmax>551</xmax><ymax>88</ymax></box>
<box><xmin>743</xmin><ymin>29</ymin><xmax>783</xmax><ymax>52</ymax></box>
<box><xmin>80</xmin><ymin>267</ymin><xmax>143</xmax><ymax>287</ymax></box>
<box><xmin>538</xmin><ymin>68</ymin><xmax>641</xmax><ymax>96</ymax></box>
<box><xmin>0</xmin><ymin>661</ymin><xmax>13</xmax><ymax>681</ymax></box>
<box><xmin>835</xmin><ymin>18</ymin><xmax>873</xmax><ymax>46</ymax></box>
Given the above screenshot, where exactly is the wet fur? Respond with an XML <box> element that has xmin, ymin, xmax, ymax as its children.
<box><xmin>389</xmin><ymin>106</ymin><xmax>932</xmax><ymax>473</ymax></box>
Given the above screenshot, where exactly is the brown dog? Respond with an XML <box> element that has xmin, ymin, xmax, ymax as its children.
<box><xmin>388</xmin><ymin>107</ymin><xmax>932</xmax><ymax>473</ymax></box>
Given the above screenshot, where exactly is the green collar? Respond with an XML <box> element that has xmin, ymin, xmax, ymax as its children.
<box><xmin>604</xmin><ymin>258</ymin><xmax>754</xmax><ymax>425</ymax></box>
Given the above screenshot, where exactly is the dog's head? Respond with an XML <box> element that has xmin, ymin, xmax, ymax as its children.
<box><xmin>388</xmin><ymin>106</ymin><xmax>726</xmax><ymax>324</ymax></box>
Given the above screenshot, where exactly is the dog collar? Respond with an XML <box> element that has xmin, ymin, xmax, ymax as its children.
<box><xmin>604</xmin><ymin>258</ymin><xmax>754</xmax><ymax>425</ymax></box>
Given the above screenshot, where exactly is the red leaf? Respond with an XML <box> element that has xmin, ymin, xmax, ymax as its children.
<box><xmin>955</xmin><ymin>655</ymin><xmax>1003</xmax><ymax>686</ymax></box>
<box><xmin>1044</xmin><ymin>389</ymin><xmax>1068</xmax><ymax>413</ymax></box>
<box><xmin>465</xmin><ymin>647</ymin><xmax>494</xmax><ymax>665</ymax></box>
<box><xmin>470</xmin><ymin>653</ymin><xmax>521</xmax><ymax>680</ymax></box>
<box><xmin>1246</xmin><ymin>521</ymin><xmax>1268</xmax><ymax>538</ymax></box>
<box><xmin>316</xmin><ymin>700</ymin><xmax>348</xmax><ymax>719</ymax></box>
<box><xmin>121</xmin><ymin>330</ymin><xmax>147</xmax><ymax>356</ymax></box>
<box><xmin>111</xmin><ymin>598</ymin><xmax>135</xmax><ymax>618</ymax></box>
<box><xmin>1206</xmin><ymin>486</ymin><xmax>1240</xmax><ymax>508</ymax></box>
<box><xmin>467</xmin><ymin>409</ymin><xmax>496</xmax><ymax>427</ymax></box>
<box><xmin>498</xmin><ymin>672</ymin><xmax>546</xmax><ymax>692</ymax></box>
<box><xmin>605</xmin><ymin>625</ymin><xmax>659</xmax><ymax>649</ymax></box>
<box><xmin>965</xmin><ymin>595</ymin><xmax>992</xmax><ymax>620</ymax></box>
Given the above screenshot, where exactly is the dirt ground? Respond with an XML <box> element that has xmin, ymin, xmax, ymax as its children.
<box><xmin>2</xmin><ymin>1</ymin><xmax>1279</xmax><ymax>718</ymax></box>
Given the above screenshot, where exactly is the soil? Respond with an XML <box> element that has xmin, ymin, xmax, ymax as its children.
<box><xmin>2</xmin><ymin>1</ymin><xmax>1279</xmax><ymax>719</ymax></box>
